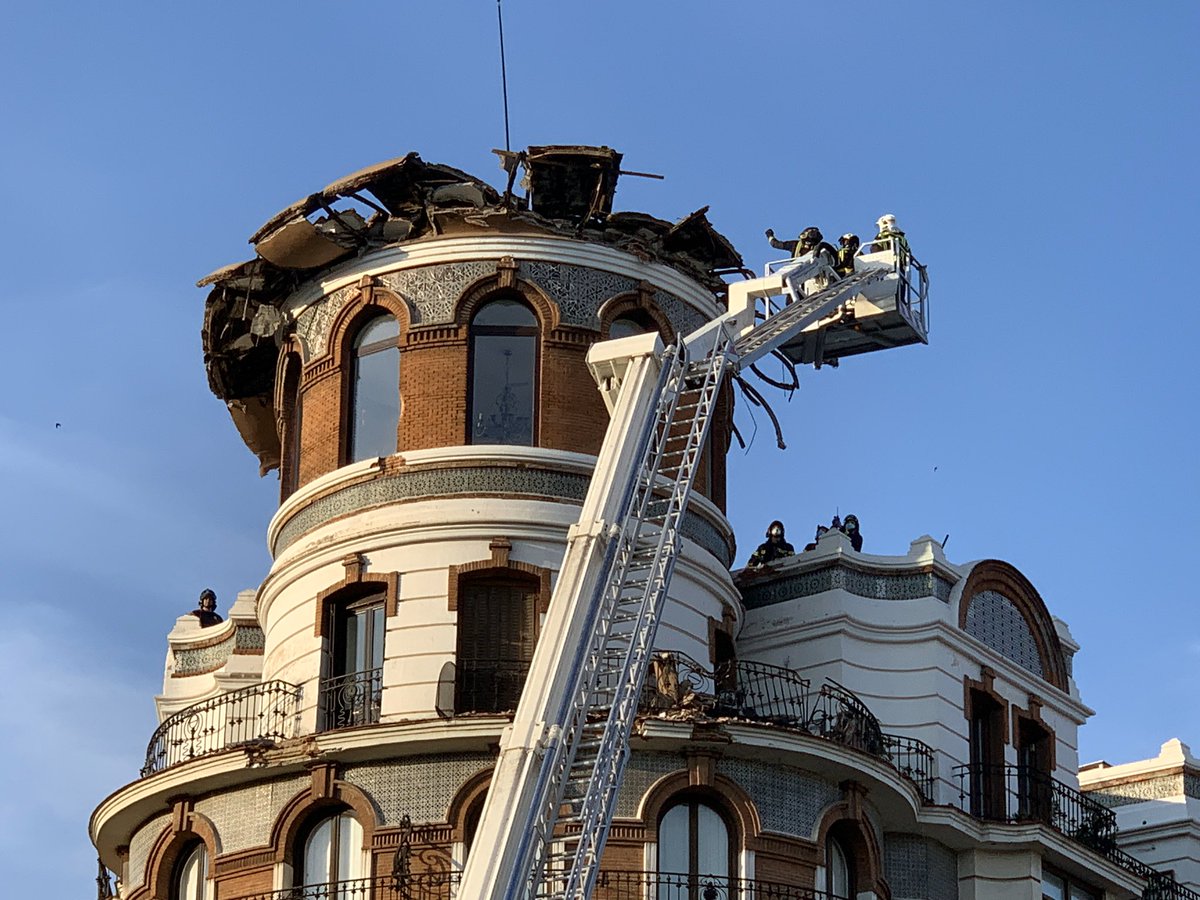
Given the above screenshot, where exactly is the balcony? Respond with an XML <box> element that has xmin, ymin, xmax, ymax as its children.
<box><xmin>953</xmin><ymin>763</ymin><xmax>1117</xmax><ymax>850</ymax></box>
<box><xmin>233</xmin><ymin>870</ymin><xmax>838</xmax><ymax>900</ymax></box>
<box><xmin>142</xmin><ymin>680</ymin><xmax>303</xmax><ymax>777</ymax></box>
<box><xmin>320</xmin><ymin>668</ymin><xmax>383</xmax><ymax>731</ymax></box>
<box><xmin>643</xmin><ymin>653</ymin><xmax>938</xmax><ymax>803</ymax></box>
<box><xmin>953</xmin><ymin>764</ymin><xmax>1200</xmax><ymax>900</ymax></box>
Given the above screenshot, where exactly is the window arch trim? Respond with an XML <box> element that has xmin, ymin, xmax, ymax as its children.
<box><xmin>811</xmin><ymin>792</ymin><xmax>890</xmax><ymax>900</ymax></box>
<box><xmin>955</xmin><ymin>560</ymin><xmax>1068</xmax><ymax>691</ymax></box>
<box><xmin>269</xmin><ymin>765</ymin><xmax>379</xmax><ymax>865</ymax></box>
<box><xmin>142</xmin><ymin>803</ymin><xmax>220</xmax><ymax>900</ymax></box>
<box><xmin>598</xmin><ymin>287</ymin><xmax>676</xmax><ymax>343</ymax></box>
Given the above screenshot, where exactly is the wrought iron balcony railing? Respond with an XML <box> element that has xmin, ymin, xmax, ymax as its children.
<box><xmin>881</xmin><ymin>734</ymin><xmax>938</xmax><ymax>802</ymax></box>
<box><xmin>594</xmin><ymin>871</ymin><xmax>838</xmax><ymax>899</ymax></box>
<box><xmin>233</xmin><ymin>870</ymin><xmax>838</xmax><ymax>900</ymax></box>
<box><xmin>952</xmin><ymin>763</ymin><xmax>1117</xmax><ymax>850</ymax></box>
<box><xmin>319</xmin><ymin>667</ymin><xmax>383</xmax><ymax>732</ymax></box>
<box><xmin>953</xmin><ymin>763</ymin><xmax>1200</xmax><ymax>899</ymax></box>
<box><xmin>238</xmin><ymin>871</ymin><xmax>458</xmax><ymax>900</ymax></box>
<box><xmin>642</xmin><ymin>652</ymin><xmax>937</xmax><ymax>803</ymax></box>
<box><xmin>141</xmin><ymin>680</ymin><xmax>303</xmax><ymax>777</ymax></box>
<box><xmin>453</xmin><ymin>658</ymin><xmax>531</xmax><ymax>714</ymax></box>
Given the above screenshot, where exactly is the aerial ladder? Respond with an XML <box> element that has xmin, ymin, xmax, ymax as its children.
<box><xmin>457</xmin><ymin>241</ymin><xmax>929</xmax><ymax>900</ymax></box>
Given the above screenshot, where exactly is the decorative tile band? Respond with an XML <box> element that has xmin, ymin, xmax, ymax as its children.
<box><xmin>273</xmin><ymin>465</ymin><xmax>734</xmax><ymax>567</ymax></box>
<box><xmin>1087</xmin><ymin>773</ymin><xmax>1199</xmax><ymax>808</ymax></box>
<box><xmin>740</xmin><ymin>565</ymin><xmax>955</xmax><ymax>609</ymax></box>
<box><xmin>294</xmin><ymin>258</ymin><xmax>706</xmax><ymax>359</ymax></box>
<box><xmin>173</xmin><ymin>632</ymin><xmax>236</xmax><ymax>676</ymax></box>
<box><xmin>235</xmin><ymin>625</ymin><xmax>265</xmax><ymax>653</ymax></box>
<box><xmin>342</xmin><ymin>753</ymin><xmax>495</xmax><ymax>826</ymax></box>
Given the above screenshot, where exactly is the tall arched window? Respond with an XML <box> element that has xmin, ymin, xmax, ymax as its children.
<box><xmin>348</xmin><ymin>314</ymin><xmax>400</xmax><ymax>462</ymax></box>
<box><xmin>172</xmin><ymin>843</ymin><xmax>209</xmax><ymax>900</ymax></box>
<box><xmin>455</xmin><ymin>571</ymin><xmax>540</xmax><ymax>713</ymax></box>
<box><xmin>657</xmin><ymin>796</ymin><xmax>734</xmax><ymax>899</ymax></box>
<box><xmin>298</xmin><ymin>810</ymin><xmax>365</xmax><ymax>891</ymax></box>
<box><xmin>469</xmin><ymin>297</ymin><xmax>537</xmax><ymax>445</ymax></box>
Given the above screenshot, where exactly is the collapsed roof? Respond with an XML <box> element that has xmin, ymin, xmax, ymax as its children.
<box><xmin>200</xmin><ymin>146</ymin><xmax>742</xmax><ymax>472</ymax></box>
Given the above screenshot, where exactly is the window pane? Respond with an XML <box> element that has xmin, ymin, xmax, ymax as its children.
<box><xmin>304</xmin><ymin>818</ymin><xmax>333</xmax><ymax>884</ymax></box>
<box><xmin>340</xmin><ymin>612</ymin><xmax>362</xmax><ymax>676</ymax></box>
<box><xmin>1042</xmin><ymin>872</ymin><xmax>1065</xmax><ymax>900</ymax></box>
<box><xmin>355</xmin><ymin>315</ymin><xmax>400</xmax><ymax>347</ymax></box>
<box><xmin>829</xmin><ymin>839</ymin><xmax>851</xmax><ymax>898</ymax></box>
<box><xmin>176</xmin><ymin>844</ymin><xmax>207</xmax><ymax>900</ymax></box>
<box><xmin>370</xmin><ymin>606</ymin><xmax>385</xmax><ymax>670</ymax></box>
<box><xmin>658</xmin><ymin>804</ymin><xmax>689</xmax><ymax>875</ymax></box>
<box><xmin>1068</xmin><ymin>884</ymin><xmax>1098</xmax><ymax>900</ymax></box>
<box><xmin>473</xmin><ymin>298</ymin><xmax>536</xmax><ymax>327</ymax></box>
<box><xmin>471</xmin><ymin>334</ymin><xmax>534</xmax><ymax>445</ymax></box>
<box><xmin>336</xmin><ymin>814</ymin><xmax>363</xmax><ymax>882</ymax></box>
<box><xmin>349</xmin><ymin>343</ymin><xmax>400</xmax><ymax>461</ymax></box>
<box><xmin>696</xmin><ymin>804</ymin><xmax>729</xmax><ymax>879</ymax></box>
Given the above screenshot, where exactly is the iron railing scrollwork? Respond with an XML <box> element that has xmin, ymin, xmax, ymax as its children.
<box><xmin>805</xmin><ymin>680</ymin><xmax>888</xmax><ymax>759</ymax></box>
<box><xmin>320</xmin><ymin>667</ymin><xmax>383</xmax><ymax>731</ymax></box>
<box><xmin>141</xmin><ymin>680</ymin><xmax>303</xmax><ymax>776</ymax></box>
<box><xmin>639</xmin><ymin>653</ymin><xmax>936</xmax><ymax>803</ymax></box>
<box><xmin>881</xmin><ymin>734</ymin><xmax>937</xmax><ymax>802</ymax></box>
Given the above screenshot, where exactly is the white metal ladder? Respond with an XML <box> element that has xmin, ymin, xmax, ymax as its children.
<box><xmin>530</xmin><ymin>323</ymin><xmax>734</xmax><ymax>900</ymax></box>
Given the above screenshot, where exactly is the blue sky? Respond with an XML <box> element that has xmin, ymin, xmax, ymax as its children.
<box><xmin>2</xmin><ymin>2</ymin><xmax>1197</xmax><ymax>894</ymax></box>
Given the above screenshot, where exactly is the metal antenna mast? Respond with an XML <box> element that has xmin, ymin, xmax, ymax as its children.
<box><xmin>497</xmin><ymin>0</ymin><xmax>511</xmax><ymax>151</ymax></box>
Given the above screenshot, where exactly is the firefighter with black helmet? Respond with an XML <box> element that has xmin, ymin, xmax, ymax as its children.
<box><xmin>747</xmin><ymin>520</ymin><xmax>796</xmax><ymax>568</ymax></box>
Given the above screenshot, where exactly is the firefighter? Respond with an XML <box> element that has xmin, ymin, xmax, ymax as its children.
<box><xmin>747</xmin><ymin>520</ymin><xmax>795</xmax><ymax>567</ymax></box>
<box><xmin>871</xmin><ymin>214</ymin><xmax>909</xmax><ymax>255</ymax></box>
<box><xmin>835</xmin><ymin>233</ymin><xmax>860</xmax><ymax>277</ymax></box>
<box><xmin>765</xmin><ymin>226</ymin><xmax>836</xmax><ymax>263</ymax></box>
<box><xmin>842</xmin><ymin>514</ymin><xmax>864</xmax><ymax>552</ymax></box>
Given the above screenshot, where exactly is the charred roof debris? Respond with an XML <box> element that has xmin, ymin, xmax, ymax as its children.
<box><xmin>200</xmin><ymin>145</ymin><xmax>743</xmax><ymax>471</ymax></box>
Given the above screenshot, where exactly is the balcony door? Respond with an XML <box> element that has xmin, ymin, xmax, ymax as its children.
<box><xmin>322</xmin><ymin>592</ymin><xmax>385</xmax><ymax>730</ymax></box>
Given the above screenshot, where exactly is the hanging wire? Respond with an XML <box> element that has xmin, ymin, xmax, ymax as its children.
<box><xmin>497</xmin><ymin>0</ymin><xmax>511</xmax><ymax>152</ymax></box>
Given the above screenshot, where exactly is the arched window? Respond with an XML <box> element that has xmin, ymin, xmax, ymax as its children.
<box><xmin>469</xmin><ymin>297</ymin><xmax>537</xmax><ymax>445</ymax></box>
<box><xmin>347</xmin><ymin>314</ymin><xmax>401</xmax><ymax>462</ymax></box>
<box><xmin>657</xmin><ymin>796</ymin><xmax>734</xmax><ymax>899</ymax></box>
<box><xmin>172</xmin><ymin>842</ymin><xmax>209</xmax><ymax>900</ymax></box>
<box><xmin>320</xmin><ymin>590</ymin><xmax>386</xmax><ymax>730</ymax></box>
<box><xmin>455</xmin><ymin>571</ymin><xmax>540</xmax><ymax>713</ymax></box>
<box><xmin>298</xmin><ymin>810</ymin><xmax>365</xmax><ymax>890</ymax></box>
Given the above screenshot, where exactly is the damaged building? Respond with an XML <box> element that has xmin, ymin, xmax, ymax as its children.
<box><xmin>90</xmin><ymin>146</ymin><xmax>1200</xmax><ymax>900</ymax></box>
